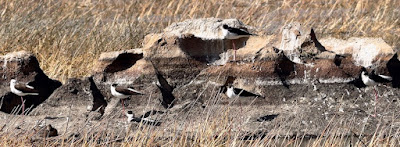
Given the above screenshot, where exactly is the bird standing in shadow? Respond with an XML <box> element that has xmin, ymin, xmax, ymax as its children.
<box><xmin>9</xmin><ymin>79</ymin><xmax>39</xmax><ymax>114</ymax></box>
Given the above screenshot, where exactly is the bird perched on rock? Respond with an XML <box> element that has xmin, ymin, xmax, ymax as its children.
<box><xmin>9</xmin><ymin>79</ymin><xmax>39</xmax><ymax>114</ymax></box>
<box><xmin>111</xmin><ymin>84</ymin><xmax>143</xmax><ymax>113</ymax></box>
<box><xmin>221</xmin><ymin>24</ymin><xmax>256</xmax><ymax>62</ymax></box>
<box><xmin>125</xmin><ymin>110</ymin><xmax>162</xmax><ymax>126</ymax></box>
<box><xmin>360</xmin><ymin>67</ymin><xmax>392</xmax><ymax>117</ymax></box>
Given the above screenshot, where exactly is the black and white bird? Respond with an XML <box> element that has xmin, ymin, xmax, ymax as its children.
<box><xmin>110</xmin><ymin>84</ymin><xmax>143</xmax><ymax>113</ymax></box>
<box><xmin>221</xmin><ymin>24</ymin><xmax>256</xmax><ymax>61</ymax></box>
<box><xmin>225</xmin><ymin>84</ymin><xmax>263</xmax><ymax>99</ymax></box>
<box><xmin>126</xmin><ymin>110</ymin><xmax>162</xmax><ymax>126</ymax></box>
<box><xmin>360</xmin><ymin>67</ymin><xmax>392</xmax><ymax>116</ymax></box>
<box><xmin>9</xmin><ymin>79</ymin><xmax>39</xmax><ymax>114</ymax></box>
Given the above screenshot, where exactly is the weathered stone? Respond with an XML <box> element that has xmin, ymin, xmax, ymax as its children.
<box><xmin>164</xmin><ymin>17</ymin><xmax>251</xmax><ymax>40</ymax></box>
<box><xmin>320</xmin><ymin>37</ymin><xmax>395</xmax><ymax>67</ymax></box>
<box><xmin>0</xmin><ymin>51</ymin><xmax>61</xmax><ymax>114</ymax></box>
<box><xmin>279</xmin><ymin>22</ymin><xmax>330</xmax><ymax>64</ymax></box>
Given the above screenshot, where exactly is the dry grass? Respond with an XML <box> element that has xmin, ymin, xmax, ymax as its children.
<box><xmin>1</xmin><ymin>99</ymin><xmax>400</xmax><ymax>147</ymax></box>
<box><xmin>0</xmin><ymin>0</ymin><xmax>399</xmax><ymax>82</ymax></box>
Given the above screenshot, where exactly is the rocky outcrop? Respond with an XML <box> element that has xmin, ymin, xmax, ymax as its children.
<box><xmin>320</xmin><ymin>37</ymin><xmax>395</xmax><ymax>67</ymax></box>
<box><xmin>86</xmin><ymin>18</ymin><xmax>397</xmax><ymax>111</ymax></box>
<box><xmin>0</xmin><ymin>51</ymin><xmax>61</xmax><ymax>114</ymax></box>
<box><xmin>1</xmin><ymin>18</ymin><xmax>399</xmax><ymax>138</ymax></box>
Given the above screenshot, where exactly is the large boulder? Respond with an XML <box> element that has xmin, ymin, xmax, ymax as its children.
<box><xmin>0</xmin><ymin>51</ymin><xmax>61</xmax><ymax>114</ymax></box>
<box><xmin>320</xmin><ymin>37</ymin><xmax>395</xmax><ymax>67</ymax></box>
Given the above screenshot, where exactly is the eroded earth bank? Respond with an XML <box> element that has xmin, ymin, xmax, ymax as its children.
<box><xmin>1</xmin><ymin>18</ymin><xmax>400</xmax><ymax>142</ymax></box>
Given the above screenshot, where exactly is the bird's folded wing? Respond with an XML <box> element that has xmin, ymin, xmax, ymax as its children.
<box><xmin>14</xmin><ymin>83</ymin><xmax>39</xmax><ymax>93</ymax></box>
<box><xmin>115</xmin><ymin>86</ymin><xmax>143</xmax><ymax>95</ymax></box>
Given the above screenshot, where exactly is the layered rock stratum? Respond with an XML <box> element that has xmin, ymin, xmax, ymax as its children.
<box><xmin>1</xmin><ymin>18</ymin><xmax>400</xmax><ymax>139</ymax></box>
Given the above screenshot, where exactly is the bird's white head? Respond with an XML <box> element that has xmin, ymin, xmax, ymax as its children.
<box><xmin>221</xmin><ymin>24</ymin><xmax>229</xmax><ymax>37</ymax></box>
<box><xmin>227</xmin><ymin>85</ymin><xmax>234</xmax><ymax>90</ymax></box>
<box><xmin>126</xmin><ymin>110</ymin><xmax>135</xmax><ymax>122</ymax></box>
<box><xmin>361</xmin><ymin>71</ymin><xmax>367</xmax><ymax>76</ymax></box>
<box><xmin>10</xmin><ymin>79</ymin><xmax>17</xmax><ymax>86</ymax></box>
<box><xmin>10</xmin><ymin>79</ymin><xmax>16</xmax><ymax>83</ymax></box>
<box><xmin>110</xmin><ymin>83</ymin><xmax>118</xmax><ymax>91</ymax></box>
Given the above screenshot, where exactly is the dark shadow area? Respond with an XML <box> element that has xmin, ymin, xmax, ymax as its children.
<box><xmin>256</xmin><ymin>114</ymin><xmax>279</xmax><ymax>122</ymax></box>
<box><xmin>333</xmin><ymin>54</ymin><xmax>346</xmax><ymax>66</ymax></box>
<box><xmin>150</xmin><ymin>61</ymin><xmax>175</xmax><ymax>109</ymax></box>
<box><xmin>179</xmin><ymin>35</ymin><xmax>225</xmax><ymax>63</ymax></box>
<box><xmin>274</xmin><ymin>47</ymin><xmax>295</xmax><ymax>88</ymax></box>
<box><xmin>88</xmin><ymin>76</ymin><xmax>107</xmax><ymax>115</ymax></box>
<box><xmin>104</xmin><ymin>53</ymin><xmax>143</xmax><ymax>73</ymax></box>
<box><xmin>310</xmin><ymin>28</ymin><xmax>327</xmax><ymax>52</ymax></box>
<box><xmin>387</xmin><ymin>53</ymin><xmax>400</xmax><ymax>88</ymax></box>
<box><xmin>179</xmin><ymin>35</ymin><xmax>249</xmax><ymax>63</ymax></box>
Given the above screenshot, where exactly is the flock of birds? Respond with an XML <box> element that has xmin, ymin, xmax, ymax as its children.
<box><xmin>7</xmin><ymin>24</ymin><xmax>394</xmax><ymax>123</ymax></box>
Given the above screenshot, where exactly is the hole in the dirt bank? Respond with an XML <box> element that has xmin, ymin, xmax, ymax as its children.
<box><xmin>178</xmin><ymin>36</ymin><xmax>249</xmax><ymax>64</ymax></box>
<box><xmin>179</xmin><ymin>36</ymin><xmax>225</xmax><ymax>63</ymax></box>
<box><xmin>1</xmin><ymin>77</ymin><xmax>62</xmax><ymax>115</ymax></box>
<box><xmin>104</xmin><ymin>53</ymin><xmax>143</xmax><ymax>73</ymax></box>
<box><xmin>256</xmin><ymin>114</ymin><xmax>279</xmax><ymax>122</ymax></box>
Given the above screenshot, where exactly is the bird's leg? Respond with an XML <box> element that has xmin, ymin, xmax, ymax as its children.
<box><xmin>21</xmin><ymin>97</ymin><xmax>25</xmax><ymax>115</ymax></box>
<box><xmin>232</xmin><ymin>40</ymin><xmax>236</xmax><ymax>62</ymax></box>
<box><xmin>373</xmin><ymin>87</ymin><xmax>378</xmax><ymax>117</ymax></box>
<box><xmin>121</xmin><ymin>99</ymin><xmax>125</xmax><ymax>114</ymax></box>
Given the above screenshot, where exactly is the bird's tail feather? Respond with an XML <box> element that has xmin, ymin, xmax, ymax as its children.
<box><xmin>378</xmin><ymin>75</ymin><xmax>393</xmax><ymax>81</ymax></box>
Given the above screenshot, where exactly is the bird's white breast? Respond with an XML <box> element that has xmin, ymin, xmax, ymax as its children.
<box><xmin>111</xmin><ymin>86</ymin><xmax>129</xmax><ymax>99</ymax></box>
<box><xmin>361</xmin><ymin>72</ymin><xmax>376</xmax><ymax>86</ymax></box>
<box><xmin>226</xmin><ymin>87</ymin><xmax>237</xmax><ymax>98</ymax></box>
<box><xmin>10</xmin><ymin>81</ymin><xmax>25</xmax><ymax>96</ymax></box>
<box><xmin>126</xmin><ymin>113</ymin><xmax>134</xmax><ymax>122</ymax></box>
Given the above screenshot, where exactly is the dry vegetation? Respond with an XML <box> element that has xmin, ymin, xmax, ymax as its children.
<box><xmin>1</xmin><ymin>0</ymin><xmax>400</xmax><ymax>146</ymax></box>
<box><xmin>0</xmin><ymin>0</ymin><xmax>399</xmax><ymax>82</ymax></box>
<box><xmin>1</xmin><ymin>96</ymin><xmax>400</xmax><ymax>146</ymax></box>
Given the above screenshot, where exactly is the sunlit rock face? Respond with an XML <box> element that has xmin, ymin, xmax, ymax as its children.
<box><xmin>89</xmin><ymin>19</ymin><xmax>397</xmax><ymax>105</ymax></box>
